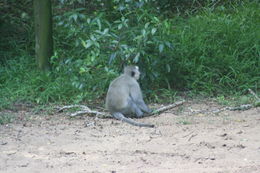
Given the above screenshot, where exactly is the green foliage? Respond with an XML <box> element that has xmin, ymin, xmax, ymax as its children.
<box><xmin>50</xmin><ymin>0</ymin><xmax>174</xmax><ymax>99</ymax></box>
<box><xmin>0</xmin><ymin>0</ymin><xmax>259</xmax><ymax>108</ymax></box>
<box><xmin>148</xmin><ymin>89</ymin><xmax>177</xmax><ymax>103</ymax></box>
<box><xmin>0</xmin><ymin>55</ymin><xmax>116</xmax><ymax>109</ymax></box>
<box><xmin>164</xmin><ymin>2</ymin><xmax>260</xmax><ymax>94</ymax></box>
<box><xmin>153</xmin><ymin>0</ymin><xmax>245</xmax><ymax>16</ymax></box>
<box><xmin>52</xmin><ymin>0</ymin><xmax>259</xmax><ymax>95</ymax></box>
<box><xmin>0</xmin><ymin>0</ymin><xmax>33</xmax><ymax>63</ymax></box>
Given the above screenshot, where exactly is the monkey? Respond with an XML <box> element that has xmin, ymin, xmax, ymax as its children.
<box><xmin>105</xmin><ymin>65</ymin><xmax>155</xmax><ymax>128</ymax></box>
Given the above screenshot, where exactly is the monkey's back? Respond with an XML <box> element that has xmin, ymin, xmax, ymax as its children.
<box><xmin>105</xmin><ymin>74</ymin><xmax>132</xmax><ymax>112</ymax></box>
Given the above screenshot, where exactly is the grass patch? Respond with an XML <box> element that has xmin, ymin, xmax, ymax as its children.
<box><xmin>163</xmin><ymin>1</ymin><xmax>260</xmax><ymax>94</ymax></box>
<box><xmin>0</xmin><ymin>113</ymin><xmax>15</xmax><ymax>125</ymax></box>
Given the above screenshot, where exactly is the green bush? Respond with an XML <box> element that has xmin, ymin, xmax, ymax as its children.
<box><xmin>162</xmin><ymin>2</ymin><xmax>260</xmax><ymax>94</ymax></box>
<box><xmin>0</xmin><ymin>0</ymin><xmax>259</xmax><ymax>109</ymax></box>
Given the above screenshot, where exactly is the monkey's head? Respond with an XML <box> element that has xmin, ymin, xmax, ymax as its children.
<box><xmin>124</xmin><ymin>65</ymin><xmax>140</xmax><ymax>80</ymax></box>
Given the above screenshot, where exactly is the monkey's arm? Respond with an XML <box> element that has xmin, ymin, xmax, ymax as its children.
<box><xmin>136</xmin><ymin>100</ymin><xmax>152</xmax><ymax>113</ymax></box>
<box><xmin>129</xmin><ymin>92</ymin><xmax>152</xmax><ymax>113</ymax></box>
<box><xmin>129</xmin><ymin>85</ymin><xmax>152</xmax><ymax>113</ymax></box>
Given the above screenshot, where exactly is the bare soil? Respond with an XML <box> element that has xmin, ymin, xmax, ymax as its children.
<box><xmin>1</xmin><ymin>101</ymin><xmax>260</xmax><ymax>173</ymax></box>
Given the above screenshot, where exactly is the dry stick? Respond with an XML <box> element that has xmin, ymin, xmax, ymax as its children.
<box><xmin>57</xmin><ymin>105</ymin><xmax>111</xmax><ymax>118</ymax></box>
<box><xmin>150</xmin><ymin>100</ymin><xmax>185</xmax><ymax>116</ymax></box>
<box><xmin>191</xmin><ymin>89</ymin><xmax>259</xmax><ymax>115</ymax></box>
<box><xmin>188</xmin><ymin>134</ymin><xmax>198</xmax><ymax>141</ymax></box>
<box><xmin>192</xmin><ymin>104</ymin><xmax>253</xmax><ymax>115</ymax></box>
<box><xmin>57</xmin><ymin>105</ymin><xmax>91</xmax><ymax>112</ymax></box>
<box><xmin>57</xmin><ymin>100</ymin><xmax>185</xmax><ymax>118</ymax></box>
<box><xmin>227</xmin><ymin>104</ymin><xmax>253</xmax><ymax>111</ymax></box>
<box><xmin>70</xmin><ymin>110</ymin><xmax>109</xmax><ymax>118</ymax></box>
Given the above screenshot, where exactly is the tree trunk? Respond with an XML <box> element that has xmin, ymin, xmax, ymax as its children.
<box><xmin>34</xmin><ymin>0</ymin><xmax>53</xmax><ymax>71</ymax></box>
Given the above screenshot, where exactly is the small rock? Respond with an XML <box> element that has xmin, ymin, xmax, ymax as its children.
<box><xmin>237</xmin><ymin>130</ymin><xmax>243</xmax><ymax>134</ymax></box>
<box><xmin>1</xmin><ymin>142</ymin><xmax>8</xmax><ymax>145</ymax></box>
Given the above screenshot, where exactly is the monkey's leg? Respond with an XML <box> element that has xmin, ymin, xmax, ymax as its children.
<box><xmin>112</xmin><ymin>112</ymin><xmax>154</xmax><ymax>128</ymax></box>
<box><xmin>136</xmin><ymin>100</ymin><xmax>153</xmax><ymax>114</ymax></box>
<box><xmin>125</xmin><ymin>99</ymin><xmax>145</xmax><ymax>118</ymax></box>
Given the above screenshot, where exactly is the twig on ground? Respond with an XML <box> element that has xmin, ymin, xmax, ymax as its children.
<box><xmin>189</xmin><ymin>89</ymin><xmax>260</xmax><ymax>116</ymax></box>
<box><xmin>227</xmin><ymin>104</ymin><xmax>253</xmax><ymax>111</ymax></box>
<box><xmin>191</xmin><ymin>103</ymin><xmax>254</xmax><ymax>116</ymax></box>
<box><xmin>57</xmin><ymin>105</ymin><xmax>90</xmax><ymax>112</ymax></box>
<box><xmin>151</xmin><ymin>100</ymin><xmax>185</xmax><ymax>116</ymax></box>
<box><xmin>188</xmin><ymin>134</ymin><xmax>198</xmax><ymax>141</ymax></box>
<box><xmin>182</xmin><ymin>131</ymin><xmax>195</xmax><ymax>138</ymax></box>
<box><xmin>56</xmin><ymin>105</ymin><xmax>111</xmax><ymax>118</ymax></box>
<box><xmin>57</xmin><ymin>100</ymin><xmax>185</xmax><ymax>118</ymax></box>
<box><xmin>70</xmin><ymin>110</ymin><xmax>110</xmax><ymax>118</ymax></box>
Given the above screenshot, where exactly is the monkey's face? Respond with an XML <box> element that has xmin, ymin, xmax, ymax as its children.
<box><xmin>124</xmin><ymin>65</ymin><xmax>140</xmax><ymax>80</ymax></box>
<box><xmin>133</xmin><ymin>68</ymin><xmax>140</xmax><ymax>80</ymax></box>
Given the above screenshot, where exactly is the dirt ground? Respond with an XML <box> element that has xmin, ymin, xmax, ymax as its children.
<box><xmin>0</xmin><ymin>101</ymin><xmax>260</xmax><ymax>173</ymax></box>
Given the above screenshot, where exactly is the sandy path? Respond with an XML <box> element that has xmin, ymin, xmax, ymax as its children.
<box><xmin>1</xmin><ymin>102</ymin><xmax>260</xmax><ymax>173</ymax></box>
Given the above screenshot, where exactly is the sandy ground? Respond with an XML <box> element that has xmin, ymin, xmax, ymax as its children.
<box><xmin>0</xmin><ymin>101</ymin><xmax>260</xmax><ymax>173</ymax></box>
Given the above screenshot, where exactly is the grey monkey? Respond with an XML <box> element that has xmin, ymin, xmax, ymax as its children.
<box><xmin>105</xmin><ymin>65</ymin><xmax>154</xmax><ymax>128</ymax></box>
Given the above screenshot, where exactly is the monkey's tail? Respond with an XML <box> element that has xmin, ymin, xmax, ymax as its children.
<box><xmin>112</xmin><ymin>112</ymin><xmax>155</xmax><ymax>128</ymax></box>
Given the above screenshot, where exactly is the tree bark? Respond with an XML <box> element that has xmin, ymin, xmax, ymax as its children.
<box><xmin>34</xmin><ymin>0</ymin><xmax>53</xmax><ymax>71</ymax></box>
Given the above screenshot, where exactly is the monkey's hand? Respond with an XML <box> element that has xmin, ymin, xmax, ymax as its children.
<box><xmin>151</xmin><ymin>109</ymin><xmax>159</xmax><ymax>114</ymax></box>
<box><xmin>142</xmin><ymin>108</ymin><xmax>155</xmax><ymax>117</ymax></box>
<box><xmin>146</xmin><ymin>107</ymin><xmax>153</xmax><ymax>113</ymax></box>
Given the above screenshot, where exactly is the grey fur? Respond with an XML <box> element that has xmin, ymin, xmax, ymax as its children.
<box><xmin>105</xmin><ymin>66</ymin><xmax>154</xmax><ymax>128</ymax></box>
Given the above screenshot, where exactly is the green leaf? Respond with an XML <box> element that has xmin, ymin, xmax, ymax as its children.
<box><xmin>118</xmin><ymin>24</ymin><xmax>123</xmax><ymax>30</ymax></box>
<box><xmin>83</xmin><ymin>40</ymin><xmax>93</xmax><ymax>49</ymax></box>
<box><xmin>133</xmin><ymin>53</ymin><xmax>140</xmax><ymax>63</ymax></box>
<box><xmin>151</xmin><ymin>28</ymin><xmax>157</xmax><ymax>35</ymax></box>
<box><xmin>109</xmin><ymin>52</ymin><xmax>117</xmax><ymax>64</ymax></box>
<box><xmin>81</xmin><ymin>40</ymin><xmax>87</xmax><ymax>48</ymax></box>
<box><xmin>145</xmin><ymin>22</ymin><xmax>150</xmax><ymax>28</ymax></box>
<box><xmin>159</xmin><ymin>44</ymin><xmax>164</xmax><ymax>53</ymax></box>
<box><xmin>90</xmin><ymin>35</ymin><xmax>96</xmax><ymax>41</ymax></box>
<box><xmin>165</xmin><ymin>41</ymin><xmax>174</xmax><ymax>49</ymax></box>
<box><xmin>71</xmin><ymin>14</ymin><xmax>78</xmax><ymax>22</ymax></box>
<box><xmin>79</xmin><ymin>67</ymin><xmax>86</xmax><ymax>74</ymax></box>
<box><xmin>166</xmin><ymin>64</ymin><xmax>171</xmax><ymax>72</ymax></box>
<box><xmin>103</xmin><ymin>28</ymin><xmax>109</xmax><ymax>35</ymax></box>
<box><xmin>142</xmin><ymin>29</ymin><xmax>146</xmax><ymax>37</ymax></box>
<box><xmin>97</xmin><ymin>18</ymin><xmax>101</xmax><ymax>30</ymax></box>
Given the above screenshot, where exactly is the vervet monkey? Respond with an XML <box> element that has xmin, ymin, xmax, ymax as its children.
<box><xmin>105</xmin><ymin>65</ymin><xmax>154</xmax><ymax>128</ymax></box>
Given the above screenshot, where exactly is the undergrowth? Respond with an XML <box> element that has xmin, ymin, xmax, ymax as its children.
<box><xmin>0</xmin><ymin>0</ymin><xmax>259</xmax><ymax>109</ymax></box>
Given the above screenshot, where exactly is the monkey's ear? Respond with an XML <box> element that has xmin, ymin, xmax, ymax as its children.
<box><xmin>131</xmin><ymin>71</ymin><xmax>135</xmax><ymax>77</ymax></box>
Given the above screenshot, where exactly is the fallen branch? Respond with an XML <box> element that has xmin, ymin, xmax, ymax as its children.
<box><xmin>188</xmin><ymin>134</ymin><xmax>198</xmax><ymax>141</ymax></box>
<box><xmin>57</xmin><ymin>100</ymin><xmax>185</xmax><ymax>118</ymax></box>
<box><xmin>151</xmin><ymin>100</ymin><xmax>185</xmax><ymax>116</ymax></box>
<box><xmin>191</xmin><ymin>103</ymin><xmax>254</xmax><ymax>116</ymax></box>
<box><xmin>57</xmin><ymin>105</ymin><xmax>91</xmax><ymax>112</ymax></box>
<box><xmin>228</xmin><ymin>104</ymin><xmax>253</xmax><ymax>111</ymax></box>
<box><xmin>189</xmin><ymin>89</ymin><xmax>260</xmax><ymax>115</ymax></box>
<box><xmin>70</xmin><ymin>110</ymin><xmax>110</xmax><ymax>118</ymax></box>
<box><xmin>57</xmin><ymin>105</ymin><xmax>111</xmax><ymax>118</ymax></box>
